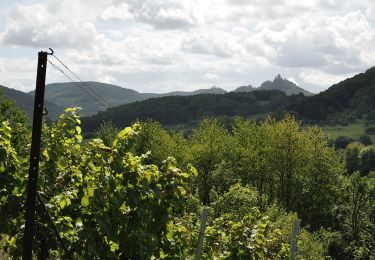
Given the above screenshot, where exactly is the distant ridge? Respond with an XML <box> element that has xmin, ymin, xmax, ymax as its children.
<box><xmin>29</xmin><ymin>82</ymin><xmax>156</xmax><ymax>116</ymax></box>
<box><xmin>82</xmin><ymin>67</ymin><xmax>375</xmax><ymax>131</ymax></box>
<box><xmin>4</xmin><ymin>66</ymin><xmax>374</xmax><ymax>127</ymax></box>
<box><xmin>38</xmin><ymin>78</ymin><xmax>309</xmax><ymax>116</ymax></box>
<box><xmin>0</xmin><ymin>85</ymin><xmax>63</xmax><ymax>120</ymax></box>
<box><xmin>29</xmin><ymin>82</ymin><xmax>227</xmax><ymax>116</ymax></box>
<box><xmin>232</xmin><ymin>85</ymin><xmax>255</xmax><ymax>93</ymax></box>
<box><xmin>233</xmin><ymin>75</ymin><xmax>313</xmax><ymax>96</ymax></box>
<box><xmin>166</xmin><ymin>86</ymin><xmax>227</xmax><ymax>96</ymax></box>
<box><xmin>7</xmin><ymin>75</ymin><xmax>311</xmax><ymax>118</ymax></box>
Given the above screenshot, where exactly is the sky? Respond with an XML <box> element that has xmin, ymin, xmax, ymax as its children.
<box><xmin>0</xmin><ymin>0</ymin><xmax>375</xmax><ymax>93</ymax></box>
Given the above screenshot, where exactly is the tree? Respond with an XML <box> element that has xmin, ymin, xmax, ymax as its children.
<box><xmin>95</xmin><ymin>121</ymin><xmax>118</xmax><ymax>147</ymax></box>
<box><xmin>231</xmin><ymin>118</ymin><xmax>264</xmax><ymax>189</ymax></box>
<box><xmin>212</xmin><ymin>183</ymin><xmax>258</xmax><ymax>220</ymax></box>
<box><xmin>348</xmin><ymin>173</ymin><xmax>375</xmax><ymax>240</ymax></box>
<box><xmin>358</xmin><ymin>135</ymin><xmax>373</xmax><ymax>146</ymax></box>
<box><xmin>359</xmin><ymin>146</ymin><xmax>375</xmax><ymax>175</ymax></box>
<box><xmin>262</xmin><ymin>115</ymin><xmax>305</xmax><ymax>210</ymax></box>
<box><xmin>188</xmin><ymin>118</ymin><xmax>228</xmax><ymax>205</ymax></box>
<box><xmin>334</xmin><ymin>136</ymin><xmax>354</xmax><ymax>150</ymax></box>
<box><xmin>345</xmin><ymin>142</ymin><xmax>364</xmax><ymax>174</ymax></box>
<box><xmin>299</xmin><ymin>126</ymin><xmax>344</xmax><ymax>229</ymax></box>
<box><xmin>133</xmin><ymin>120</ymin><xmax>179</xmax><ymax>166</ymax></box>
<box><xmin>0</xmin><ymin>91</ymin><xmax>30</xmax><ymax>157</ymax></box>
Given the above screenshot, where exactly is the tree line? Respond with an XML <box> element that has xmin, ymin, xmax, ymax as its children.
<box><xmin>82</xmin><ymin>90</ymin><xmax>304</xmax><ymax>132</ymax></box>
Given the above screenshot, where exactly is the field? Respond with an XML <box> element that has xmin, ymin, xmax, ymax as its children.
<box><xmin>165</xmin><ymin>117</ymin><xmax>375</xmax><ymax>144</ymax></box>
<box><xmin>322</xmin><ymin>121</ymin><xmax>375</xmax><ymax>142</ymax></box>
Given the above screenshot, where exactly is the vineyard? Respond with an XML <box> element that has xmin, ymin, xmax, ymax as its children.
<box><xmin>1</xmin><ymin>86</ymin><xmax>375</xmax><ymax>258</ymax></box>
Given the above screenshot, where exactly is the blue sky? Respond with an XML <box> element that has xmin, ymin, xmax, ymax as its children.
<box><xmin>1</xmin><ymin>0</ymin><xmax>375</xmax><ymax>93</ymax></box>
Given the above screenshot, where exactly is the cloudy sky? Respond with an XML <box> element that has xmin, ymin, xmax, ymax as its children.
<box><xmin>0</xmin><ymin>0</ymin><xmax>375</xmax><ymax>93</ymax></box>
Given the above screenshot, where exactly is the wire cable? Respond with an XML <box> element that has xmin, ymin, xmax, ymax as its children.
<box><xmin>51</xmin><ymin>54</ymin><xmax>112</xmax><ymax>108</ymax></box>
<box><xmin>47</xmin><ymin>59</ymin><xmax>109</xmax><ymax>109</ymax></box>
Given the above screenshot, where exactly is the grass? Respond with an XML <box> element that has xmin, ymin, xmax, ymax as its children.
<box><xmin>322</xmin><ymin>121</ymin><xmax>375</xmax><ymax>142</ymax></box>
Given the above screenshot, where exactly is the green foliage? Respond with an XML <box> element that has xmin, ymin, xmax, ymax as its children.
<box><xmin>345</xmin><ymin>142</ymin><xmax>365</xmax><ymax>174</ymax></box>
<box><xmin>0</xmin><ymin>121</ymin><xmax>26</xmax><ymax>237</ymax></box>
<box><xmin>0</xmin><ymin>91</ymin><xmax>30</xmax><ymax>156</ymax></box>
<box><xmin>334</xmin><ymin>135</ymin><xmax>354</xmax><ymax>150</ymax></box>
<box><xmin>322</xmin><ymin>121</ymin><xmax>375</xmax><ymax>145</ymax></box>
<box><xmin>0</xmin><ymin>94</ymin><xmax>29</xmax><ymax>254</ymax></box>
<box><xmin>95</xmin><ymin>120</ymin><xmax>119</xmax><ymax>147</ymax></box>
<box><xmin>296</xmin><ymin>230</ymin><xmax>326</xmax><ymax>260</ymax></box>
<box><xmin>1</xmin><ymin>108</ymin><xmax>197</xmax><ymax>258</ymax></box>
<box><xmin>166</xmin><ymin>205</ymin><xmax>290</xmax><ymax>259</ymax></box>
<box><xmin>365</xmin><ymin>126</ymin><xmax>375</xmax><ymax>134</ymax></box>
<box><xmin>346</xmin><ymin>173</ymin><xmax>375</xmax><ymax>259</ymax></box>
<box><xmin>187</xmin><ymin>118</ymin><xmax>229</xmax><ymax>204</ymax></box>
<box><xmin>289</xmin><ymin>66</ymin><xmax>375</xmax><ymax>121</ymax></box>
<box><xmin>2</xmin><ymin>106</ymin><xmax>375</xmax><ymax>258</ymax></box>
<box><xmin>212</xmin><ymin>183</ymin><xmax>258</xmax><ymax>220</ymax></box>
<box><xmin>133</xmin><ymin>120</ymin><xmax>180</xmax><ymax>166</ymax></box>
<box><xmin>203</xmin><ymin>210</ymin><xmax>288</xmax><ymax>259</ymax></box>
<box><xmin>230</xmin><ymin>116</ymin><xmax>344</xmax><ymax>230</ymax></box>
<box><xmin>358</xmin><ymin>135</ymin><xmax>373</xmax><ymax>146</ymax></box>
<box><xmin>359</xmin><ymin>145</ymin><xmax>375</xmax><ymax>175</ymax></box>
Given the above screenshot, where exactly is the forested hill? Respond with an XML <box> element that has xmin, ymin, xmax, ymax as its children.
<box><xmin>257</xmin><ymin>75</ymin><xmax>313</xmax><ymax>95</ymax></box>
<box><xmin>0</xmin><ymin>85</ymin><xmax>63</xmax><ymax>120</ymax></box>
<box><xmin>289</xmin><ymin>66</ymin><xmax>375</xmax><ymax>121</ymax></box>
<box><xmin>29</xmin><ymin>82</ymin><xmax>158</xmax><ymax>116</ymax></box>
<box><xmin>27</xmin><ymin>77</ymin><xmax>309</xmax><ymax>117</ymax></box>
<box><xmin>165</xmin><ymin>86</ymin><xmax>226</xmax><ymax>96</ymax></box>
<box><xmin>82</xmin><ymin>66</ymin><xmax>375</xmax><ymax>131</ymax></box>
<box><xmin>232</xmin><ymin>75</ymin><xmax>313</xmax><ymax>96</ymax></box>
<box><xmin>82</xmin><ymin>90</ymin><xmax>298</xmax><ymax>132</ymax></box>
<box><xmin>30</xmin><ymin>82</ymin><xmax>227</xmax><ymax>116</ymax></box>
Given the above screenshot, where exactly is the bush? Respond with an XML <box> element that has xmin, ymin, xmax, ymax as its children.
<box><xmin>212</xmin><ymin>183</ymin><xmax>258</xmax><ymax>220</ymax></box>
<box><xmin>345</xmin><ymin>142</ymin><xmax>364</xmax><ymax>174</ymax></box>
<box><xmin>358</xmin><ymin>135</ymin><xmax>373</xmax><ymax>146</ymax></box>
<box><xmin>365</xmin><ymin>126</ymin><xmax>375</xmax><ymax>134</ymax></box>
<box><xmin>297</xmin><ymin>230</ymin><xmax>326</xmax><ymax>260</ymax></box>
<box><xmin>359</xmin><ymin>146</ymin><xmax>375</xmax><ymax>175</ymax></box>
<box><xmin>335</xmin><ymin>136</ymin><xmax>354</xmax><ymax>150</ymax></box>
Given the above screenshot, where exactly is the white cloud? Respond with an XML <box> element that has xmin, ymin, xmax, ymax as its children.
<box><xmin>244</xmin><ymin>10</ymin><xmax>375</xmax><ymax>76</ymax></box>
<box><xmin>124</xmin><ymin>0</ymin><xmax>202</xmax><ymax>29</ymax></box>
<box><xmin>0</xmin><ymin>3</ymin><xmax>108</xmax><ymax>49</ymax></box>
<box><xmin>287</xmin><ymin>77</ymin><xmax>298</xmax><ymax>85</ymax></box>
<box><xmin>203</xmin><ymin>73</ymin><xmax>219</xmax><ymax>80</ymax></box>
<box><xmin>100</xmin><ymin>3</ymin><xmax>134</xmax><ymax>21</ymax></box>
<box><xmin>0</xmin><ymin>57</ymin><xmax>37</xmax><ymax>91</ymax></box>
<box><xmin>181</xmin><ymin>29</ymin><xmax>247</xmax><ymax>57</ymax></box>
<box><xmin>97</xmin><ymin>74</ymin><xmax>119</xmax><ymax>85</ymax></box>
<box><xmin>299</xmin><ymin>70</ymin><xmax>355</xmax><ymax>87</ymax></box>
<box><xmin>1</xmin><ymin>0</ymin><xmax>375</xmax><ymax>94</ymax></box>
